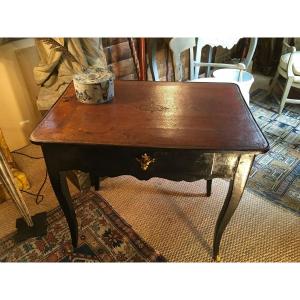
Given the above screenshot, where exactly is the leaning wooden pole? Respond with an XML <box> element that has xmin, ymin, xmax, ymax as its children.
<box><xmin>128</xmin><ymin>38</ymin><xmax>141</xmax><ymax>80</ymax></box>
<box><xmin>138</xmin><ymin>38</ymin><xmax>147</xmax><ymax>80</ymax></box>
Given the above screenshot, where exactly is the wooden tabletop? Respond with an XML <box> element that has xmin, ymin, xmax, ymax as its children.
<box><xmin>30</xmin><ymin>80</ymin><xmax>269</xmax><ymax>153</ymax></box>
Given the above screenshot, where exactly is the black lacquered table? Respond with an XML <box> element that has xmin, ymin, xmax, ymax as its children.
<box><xmin>30</xmin><ymin>80</ymin><xmax>269</xmax><ymax>261</ymax></box>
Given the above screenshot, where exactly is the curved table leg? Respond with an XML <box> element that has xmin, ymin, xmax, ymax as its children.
<box><xmin>46</xmin><ymin>164</ymin><xmax>78</xmax><ymax>248</ymax></box>
<box><xmin>206</xmin><ymin>179</ymin><xmax>212</xmax><ymax>197</ymax></box>
<box><xmin>90</xmin><ymin>173</ymin><xmax>100</xmax><ymax>191</ymax></box>
<box><xmin>213</xmin><ymin>154</ymin><xmax>254</xmax><ymax>261</ymax></box>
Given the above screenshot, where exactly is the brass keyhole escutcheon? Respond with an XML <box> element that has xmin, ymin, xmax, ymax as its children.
<box><xmin>136</xmin><ymin>153</ymin><xmax>156</xmax><ymax>171</ymax></box>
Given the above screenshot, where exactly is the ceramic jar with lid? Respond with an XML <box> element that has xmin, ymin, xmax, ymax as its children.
<box><xmin>73</xmin><ymin>67</ymin><xmax>114</xmax><ymax>104</ymax></box>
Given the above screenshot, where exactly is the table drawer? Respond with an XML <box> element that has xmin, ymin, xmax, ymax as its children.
<box><xmin>92</xmin><ymin>148</ymin><xmax>238</xmax><ymax>181</ymax></box>
<box><xmin>132</xmin><ymin>150</ymin><xmax>214</xmax><ymax>180</ymax></box>
<box><xmin>44</xmin><ymin>144</ymin><xmax>239</xmax><ymax>181</ymax></box>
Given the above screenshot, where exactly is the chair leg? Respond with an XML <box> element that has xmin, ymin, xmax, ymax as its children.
<box><xmin>206</xmin><ymin>179</ymin><xmax>212</xmax><ymax>197</ymax></box>
<box><xmin>279</xmin><ymin>78</ymin><xmax>293</xmax><ymax>114</ymax></box>
<box><xmin>269</xmin><ymin>69</ymin><xmax>279</xmax><ymax>94</ymax></box>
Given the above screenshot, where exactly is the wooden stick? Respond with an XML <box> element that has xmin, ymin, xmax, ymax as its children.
<box><xmin>138</xmin><ymin>38</ymin><xmax>147</xmax><ymax>80</ymax></box>
<box><xmin>128</xmin><ymin>38</ymin><xmax>141</xmax><ymax>80</ymax></box>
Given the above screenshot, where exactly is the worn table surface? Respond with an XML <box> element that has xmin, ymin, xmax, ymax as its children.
<box><xmin>31</xmin><ymin>81</ymin><xmax>268</xmax><ymax>153</ymax></box>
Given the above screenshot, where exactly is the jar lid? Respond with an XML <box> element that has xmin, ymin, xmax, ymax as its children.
<box><xmin>73</xmin><ymin>67</ymin><xmax>114</xmax><ymax>84</ymax></box>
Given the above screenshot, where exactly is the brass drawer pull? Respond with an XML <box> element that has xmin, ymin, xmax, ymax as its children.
<box><xmin>136</xmin><ymin>153</ymin><xmax>156</xmax><ymax>171</ymax></box>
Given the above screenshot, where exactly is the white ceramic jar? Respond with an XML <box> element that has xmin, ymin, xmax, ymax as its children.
<box><xmin>73</xmin><ymin>67</ymin><xmax>114</xmax><ymax>104</ymax></box>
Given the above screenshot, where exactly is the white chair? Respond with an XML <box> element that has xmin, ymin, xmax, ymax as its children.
<box><xmin>169</xmin><ymin>37</ymin><xmax>258</xmax><ymax>105</ymax></box>
<box><xmin>195</xmin><ymin>38</ymin><xmax>257</xmax><ymax>79</ymax></box>
<box><xmin>269</xmin><ymin>38</ymin><xmax>300</xmax><ymax>114</ymax></box>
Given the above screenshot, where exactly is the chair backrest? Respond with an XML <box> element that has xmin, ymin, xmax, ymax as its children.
<box><xmin>281</xmin><ymin>38</ymin><xmax>300</xmax><ymax>55</ymax></box>
<box><xmin>169</xmin><ymin>37</ymin><xmax>258</xmax><ymax>81</ymax></box>
<box><xmin>279</xmin><ymin>38</ymin><xmax>299</xmax><ymax>80</ymax></box>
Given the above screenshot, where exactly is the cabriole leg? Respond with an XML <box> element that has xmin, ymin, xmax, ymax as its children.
<box><xmin>44</xmin><ymin>153</ymin><xmax>78</xmax><ymax>248</ymax></box>
<box><xmin>90</xmin><ymin>173</ymin><xmax>100</xmax><ymax>191</ymax></box>
<box><xmin>212</xmin><ymin>154</ymin><xmax>254</xmax><ymax>261</ymax></box>
<box><xmin>206</xmin><ymin>179</ymin><xmax>212</xmax><ymax>197</ymax></box>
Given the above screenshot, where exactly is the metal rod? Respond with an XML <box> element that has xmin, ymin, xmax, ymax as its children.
<box><xmin>0</xmin><ymin>150</ymin><xmax>33</xmax><ymax>227</ymax></box>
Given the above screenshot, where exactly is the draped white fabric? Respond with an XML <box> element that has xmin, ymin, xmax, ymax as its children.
<box><xmin>34</xmin><ymin>38</ymin><xmax>107</xmax><ymax>110</ymax></box>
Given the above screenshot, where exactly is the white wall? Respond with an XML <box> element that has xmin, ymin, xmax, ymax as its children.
<box><xmin>0</xmin><ymin>39</ymin><xmax>41</xmax><ymax>151</ymax></box>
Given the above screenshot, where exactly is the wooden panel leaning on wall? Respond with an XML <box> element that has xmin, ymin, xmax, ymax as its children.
<box><xmin>103</xmin><ymin>38</ymin><xmax>177</xmax><ymax>81</ymax></box>
<box><xmin>0</xmin><ymin>129</ymin><xmax>30</xmax><ymax>203</ymax></box>
<box><xmin>103</xmin><ymin>38</ymin><xmax>139</xmax><ymax>80</ymax></box>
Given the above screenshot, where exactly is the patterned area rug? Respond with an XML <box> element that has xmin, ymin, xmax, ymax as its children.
<box><xmin>0</xmin><ymin>191</ymin><xmax>166</xmax><ymax>262</ymax></box>
<box><xmin>248</xmin><ymin>89</ymin><xmax>300</xmax><ymax>214</ymax></box>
